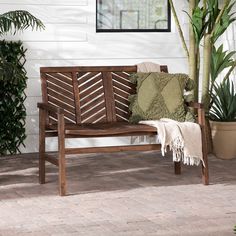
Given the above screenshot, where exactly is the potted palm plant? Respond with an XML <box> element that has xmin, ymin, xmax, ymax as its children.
<box><xmin>168</xmin><ymin>0</ymin><xmax>236</xmax><ymax>153</ymax></box>
<box><xmin>209</xmin><ymin>79</ymin><xmax>236</xmax><ymax>159</ymax></box>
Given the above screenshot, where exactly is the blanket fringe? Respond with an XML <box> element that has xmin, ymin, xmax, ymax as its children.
<box><xmin>169</xmin><ymin>137</ymin><xmax>201</xmax><ymax>166</ymax></box>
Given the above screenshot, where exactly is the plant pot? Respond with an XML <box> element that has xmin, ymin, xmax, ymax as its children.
<box><xmin>210</xmin><ymin>121</ymin><xmax>236</xmax><ymax>159</ymax></box>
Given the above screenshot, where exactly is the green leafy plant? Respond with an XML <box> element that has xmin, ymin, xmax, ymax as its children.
<box><xmin>209</xmin><ymin>79</ymin><xmax>236</xmax><ymax>121</ymax></box>
<box><xmin>211</xmin><ymin>45</ymin><xmax>236</xmax><ymax>83</ymax></box>
<box><xmin>168</xmin><ymin>0</ymin><xmax>236</xmax><ymax>109</ymax></box>
<box><xmin>0</xmin><ymin>10</ymin><xmax>44</xmax><ymax>35</ymax></box>
<box><xmin>0</xmin><ymin>11</ymin><xmax>44</xmax><ymax>155</ymax></box>
<box><xmin>234</xmin><ymin>225</ymin><xmax>236</xmax><ymax>234</ymax></box>
<box><xmin>0</xmin><ymin>41</ymin><xmax>27</xmax><ymax>155</ymax></box>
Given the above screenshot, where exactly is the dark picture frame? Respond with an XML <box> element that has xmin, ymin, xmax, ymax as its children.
<box><xmin>96</xmin><ymin>0</ymin><xmax>171</xmax><ymax>33</ymax></box>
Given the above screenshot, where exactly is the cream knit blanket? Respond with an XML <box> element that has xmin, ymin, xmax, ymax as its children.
<box><xmin>140</xmin><ymin>119</ymin><xmax>204</xmax><ymax>166</ymax></box>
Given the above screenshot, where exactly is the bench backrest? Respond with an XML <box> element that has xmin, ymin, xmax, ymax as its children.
<box><xmin>40</xmin><ymin>65</ymin><xmax>168</xmax><ymax>125</ymax></box>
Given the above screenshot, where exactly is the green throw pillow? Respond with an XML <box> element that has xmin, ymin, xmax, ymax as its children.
<box><xmin>128</xmin><ymin>72</ymin><xmax>195</xmax><ymax>123</ymax></box>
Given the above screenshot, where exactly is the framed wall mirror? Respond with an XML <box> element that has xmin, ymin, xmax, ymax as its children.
<box><xmin>96</xmin><ymin>0</ymin><xmax>171</xmax><ymax>32</ymax></box>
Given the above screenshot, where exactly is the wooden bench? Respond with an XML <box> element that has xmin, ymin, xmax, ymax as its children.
<box><xmin>37</xmin><ymin>65</ymin><xmax>209</xmax><ymax>196</ymax></box>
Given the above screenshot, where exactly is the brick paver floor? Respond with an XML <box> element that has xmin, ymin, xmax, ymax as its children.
<box><xmin>0</xmin><ymin>151</ymin><xmax>236</xmax><ymax>236</ymax></box>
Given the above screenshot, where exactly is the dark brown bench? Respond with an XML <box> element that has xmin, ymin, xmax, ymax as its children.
<box><xmin>37</xmin><ymin>65</ymin><xmax>209</xmax><ymax>196</ymax></box>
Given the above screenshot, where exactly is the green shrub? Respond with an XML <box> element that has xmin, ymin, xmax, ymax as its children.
<box><xmin>0</xmin><ymin>40</ymin><xmax>27</xmax><ymax>155</ymax></box>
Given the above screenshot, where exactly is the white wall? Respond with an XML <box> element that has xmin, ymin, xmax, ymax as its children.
<box><xmin>2</xmin><ymin>0</ymin><xmax>233</xmax><ymax>153</ymax></box>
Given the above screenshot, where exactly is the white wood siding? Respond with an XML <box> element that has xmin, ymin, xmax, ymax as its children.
<box><xmin>1</xmin><ymin>0</ymin><xmax>234</xmax><ymax>153</ymax></box>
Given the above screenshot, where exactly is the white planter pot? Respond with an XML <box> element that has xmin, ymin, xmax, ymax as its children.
<box><xmin>210</xmin><ymin>121</ymin><xmax>236</xmax><ymax>160</ymax></box>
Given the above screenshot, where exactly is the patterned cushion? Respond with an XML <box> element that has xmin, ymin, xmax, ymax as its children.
<box><xmin>128</xmin><ymin>72</ymin><xmax>195</xmax><ymax>123</ymax></box>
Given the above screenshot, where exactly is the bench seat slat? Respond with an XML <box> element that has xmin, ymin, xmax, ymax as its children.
<box><xmin>47</xmin><ymin>122</ymin><xmax>157</xmax><ymax>136</ymax></box>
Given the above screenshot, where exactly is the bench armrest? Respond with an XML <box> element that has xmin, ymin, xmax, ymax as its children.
<box><xmin>186</xmin><ymin>101</ymin><xmax>206</xmax><ymax>127</ymax></box>
<box><xmin>37</xmin><ymin>102</ymin><xmax>64</xmax><ymax>114</ymax></box>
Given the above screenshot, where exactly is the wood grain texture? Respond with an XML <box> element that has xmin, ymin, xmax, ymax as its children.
<box><xmin>58</xmin><ymin>112</ymin><xmax>66</xmax><ymax>196</ymax></box>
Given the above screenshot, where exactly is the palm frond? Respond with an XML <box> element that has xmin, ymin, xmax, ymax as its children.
<box><xmin>0</xmin><ymin>10</ymin><xmax>45</xmax><ymax>35</ymax></box>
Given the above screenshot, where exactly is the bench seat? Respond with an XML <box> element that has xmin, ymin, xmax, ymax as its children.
<box><xmin>47</xmin><ymin>122</ymin><xmax>157</xmax><ymax>137</ymax></box>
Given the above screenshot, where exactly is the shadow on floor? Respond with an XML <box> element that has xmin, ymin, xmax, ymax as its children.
<box><xmin>0</xmin><ymin>151</ymin><xmax>236</xmax><ymax>199</ymax></box>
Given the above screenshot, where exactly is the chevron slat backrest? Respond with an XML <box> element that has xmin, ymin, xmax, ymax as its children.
<box><xmin>40</xmin><ymin>65</ymin><xmax>168</xmax><ymax>125</ymax></box>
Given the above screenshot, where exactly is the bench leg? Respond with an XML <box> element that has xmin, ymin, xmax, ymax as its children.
<box><xmin>174</xmin><ymin>161</ymin><xmax>181</xmax><ymax>175</ymax></box>
<box><xmin>198</xmin><ymin>108</ymin><xmax>209</xmax><ymax>185</ymax></box>
<box><xmin>202</xmin><ymin>139</ymin><xmax>209</xmax><ymax>185</ymax></box>
<box><xmin>39</xmin><ymin>109</ymin><xmax>46</xmax><ymax>184</ymax></box>
<box><xmin>58</xmin><ymin>113</ymin><xmax>66</xmax><ymax>196</ymax></box>
<box><xmin>202</xmin><ymin>163</ymin><xmax>209</xmax><ymax>185</ymax></box>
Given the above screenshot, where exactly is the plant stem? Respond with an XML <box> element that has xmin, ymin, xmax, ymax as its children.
<box><xmin>201</xmin><ymin>34</ymin><xmax>212</xmax><ymax>110</ymax></box>
<box><xmin>189</xmin><ymin>0</ymin><xmax>198</xmax><ymax>101</ymax></box>
<box><xmin>168</xmin><ymin>0</ymin><xmax>189</xmax><ymax>58</ymax></box>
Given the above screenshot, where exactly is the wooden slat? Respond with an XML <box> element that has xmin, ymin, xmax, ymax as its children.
<box><xmin>72</xmin><ymin>71</ymin><xmax>82</xmax><ymax>124</ymax></box>
<box><xmin>41</xmin><ymin>65</ymin><xmax>170</xmax><ymax>74</ymax></box>
<box><xmin>45</xmin><ymin>154</ymin><xmax>59</xmax><ymax>166</ymax></box>
<box><xmin>114</xmin><ymin>93</ymin><xmax>129</xmax><ymax>106</ymax></box>
<box><xmin>40</xmin><ymin>73</ymin><xmax>50</xmax><ymax>126</ymax></box>
<box><xmin>115</xmin><ymin>108</ymin><xmax>129</xmax><ymax>120</ymax></box>
<box><xmin>49</xmin><ymin>122</ymin><xmax>157</xmax><ymax>136</ymax></box>
<box><xmin>48</xmin><ymin>96</ymin><xmax>75</xmax><ymax>114</ymax></box>
<box><xmin>80</xmin><ymin>87</ymin><xmax>104</xmax><ymax>107</ymax></box>
<box><xmin>48</xmin><ymin>102</ymin><xmax>76</xmax><ymax>122</ymax></box>
<box><xmin>81</xmin><ymin>103</ymin><xmax>106</xmax><ymax>121</ymax></box>
<box><xmin>115</xmin><ymin>100</ymin><xmax>128</xmax><ymax>112</ymax></box>
<box><xmin>112</xmin><ymin>72</ymin><xmax>136</xmax><ymax>88</ymax></box>
<box><xmin>47</xmin><ymin>89</ymin><xmax>75</xmax><ymax>107</ymax></box>
<box><xmin>45</xmin><ymin>131</ymin><xmax>58</xmax><ymax>137</ymax></box>
<box><xmin>78</xmin><ymin>72</ymin><xmax>101</xmax><ymax>86</ymax></box>
<box><xmin>41</xmin><ymin>66</ymin><xmax>138</xmax><ymax>73</ymax></box>
<box><xmin>39</xmin><ymin>108</ymin><xmax>46</xmax><ymax>184</ymax></box>
<box><xmin>60</xmin><ymin>72</ymin><xmax>74</xmax><ymax>79</ymax></box>
<box><xmin>113</xmin><ymin>71</ymin><xmax>132</xmax><ymax>80</ymax></box>
<box><xmin>81</xmin><ymin>95</ymin><xmax>104</xmax><ymax>114</ymax></box>
<box><xmin>102</xmin><ymin>72</ymin><xmax>116</xmax><ymax>122</ymax></box>
<box><xmin>80</xmin><ymin>81</ymin><xmax>103</xmax><ymax>98</ymax></box>
<box><xmin>41</xmin><ymin>73</ymin><xmax>49</xmax><ymax>103</ymax></box>
<box><xmin>46</xmin><ymin>74</ymin><xmax>73</xmax><ymax>92</ymax></box>
<box><xmin>116</xmin><ymin>115</ymin><xmax>128</xmax><ymax>122</ymax></box>
<box><xmin>48</xmin><ymin>112</ymin><xmax>58</xmax><ymax>121</ymax></box>
<box><xmin>113</xmin><ymin>80</ymin><xmax>135</xmax><ymax>94</ymax></box>
<box><xmin>94</xmin><ymin>116</ymin><xmax>107</xmax><ymax>123</ymax></box>
<box><xmin>79</xmin><ymin>74</ymin><xmax>102</xmax><ymax>92</ymax></box>
<box><xmin>83</xmin><ymin>108</ymin><xmax>106</xmax><ymax>123</ymax></box>
<box><xmin>47</xmin><ymin>82</ymin><xmax>74</xmax><ymax>99</ymax></box>
<box><xmin>198</xmin><ymin>108</ymin><xmax>209</xmax><ymax>185</ymax></box>
<box><xmin>77</xmin><ymin>66</ymin><xmax>137</xmax><ymax>72</ymax></box>
<box><xmin>113</xmin><ymin>87</ymin><xmax>130</xmax><ymax>99</ymax></box>
<box><xmin>58</xmin><ymin>112</ymin><xmax>66</xmax><ymax>196</ymax></box>
<box><xmin>65</xmin><ymin>144</ymin><xmax>161</xmax><ymax>155</ymax></box>
<box><xmin>46</xmin><ymin>72</ymin><xmax>73</xmax><ymax>85</ymax></box>
<box><xmin>174</xmin><ymin>162</ymin><xmax>181</xmax><ymax>175</ymax></box>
